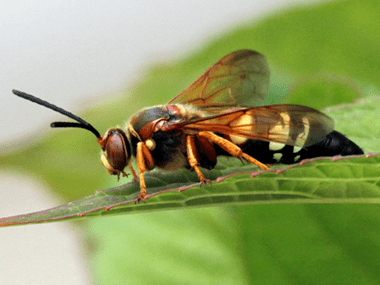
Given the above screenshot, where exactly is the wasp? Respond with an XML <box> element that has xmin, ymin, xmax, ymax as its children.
<box><xmin>12</xmin><ymin>50</ymin><xmax>363</xmax><ymax>201</ymax></box>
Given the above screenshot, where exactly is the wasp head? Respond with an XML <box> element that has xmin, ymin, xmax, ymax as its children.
<box><xmin>98</xmin><ymin>128</ymin><xmax>131</xmax><ymax>179</ymax></box>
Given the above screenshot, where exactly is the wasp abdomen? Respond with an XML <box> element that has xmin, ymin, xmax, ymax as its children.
<box><xmin>215</xmin><ymin>131</ymin><xmax>363</xmax><ymax>165</ymax></box>
<box><xmin>295</xmin><ymin>131</ymin><xmax>363</xmax><ymax>161</ymax></box>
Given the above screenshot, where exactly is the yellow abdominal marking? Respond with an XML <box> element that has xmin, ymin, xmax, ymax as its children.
<box><xmin>270</xmin><ymin>112</ymin><xmax>291</xmax><ymax>143</ymax></box>
<box><xmin>269</xmin><ymin>142</ymin><xmax>286</xmax><ymax>151</ymax></box>
<box><xmin>295</xmin><ymin>117</ymin><xmax>310</xmax><ymax>146</ymax></box>
<box><xmin>229</xmin><ymin>114</ymin><xmax>253</xmax><ymax>145</ymax></box>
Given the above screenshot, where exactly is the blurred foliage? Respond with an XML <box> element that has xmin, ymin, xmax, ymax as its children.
<box><xmin>284</xmin><ymin>75</ymin><xmax>363</xmax><ymax>109</ymax></box>
<box><xmin>2</xmin><ymin>0</ymin><xmax>380</xmax><ymax>284</ymax></box>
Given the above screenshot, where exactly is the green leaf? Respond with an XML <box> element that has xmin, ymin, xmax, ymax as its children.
<box><xmin>324</xmin><ymin>97</ymin><xmax>380</xmax><ymax>153</ymax></box>
<box><xmin>87</xmin><ymin>207</ymin><xmax>248</xmax><ymax>284</ymax></box>
<box><xmin>1</xmin><ymin>153</ymin><xmax>380</xmax><ymax>227</ymax></box>
<box><xmin>284</xmin><ymin>75</ymin><xmax>363</xmax><ymax>109</ymax></box>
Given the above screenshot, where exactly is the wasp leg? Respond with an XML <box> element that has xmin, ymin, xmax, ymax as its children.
<box><xmin>186</xmin><ymin>135</ymin><xmax>211</xmax><ymax>185</ymax></box>
<box><xmin>197</xmin><ymin>131</ymin><xmax>268</xmax><ymax>170</ymax></box>
<box><xmin>136</xmin><ymin>142</ymin><xmax>155</xmax><ymax>201</ymax></box>
<box><xmin>128</xmin><ymin>164</ymin><xmax>138</xmax><ymax>182</ymax></box>
<box><xmin>116</xmin><ymin>170</ymin><xmax>130</xmax><ymax>181</ymax></box>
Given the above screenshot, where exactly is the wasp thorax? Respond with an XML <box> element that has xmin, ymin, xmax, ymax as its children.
<box><xmin>99</xmin><ymin>128</ymin><xmax>131</xmax><ymax>176</ymax></box>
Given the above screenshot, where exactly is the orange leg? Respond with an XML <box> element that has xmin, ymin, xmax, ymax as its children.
<box><xmin>197</xmin><ymin>131</ymin><xmax>268</xmax><ymax>170</ymax></box>
<box><xmin>136</xmin><ymin>142</ymin><xmax>155</xmax><ymax>201</ymax></box>
<box><xmin>128</xmin><ymin>164</ymin><xmax>138</xmax><ymax>182</ymax></box>
<box><xmin>186</xmin><ymin>135</ymin><xmax>211</xmax><ymax>185</ymax></box>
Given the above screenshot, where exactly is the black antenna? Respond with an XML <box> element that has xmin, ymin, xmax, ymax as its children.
<box><xmin>12</xmin><ymin>89</ymin><xmax>101</xmax><ymax>139</ymax></box>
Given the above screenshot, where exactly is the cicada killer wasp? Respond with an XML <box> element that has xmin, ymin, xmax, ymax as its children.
<box><xmin>12</xmin><ymin>49</ymin><xmax>363</xmax><ymax>201</ymax></box>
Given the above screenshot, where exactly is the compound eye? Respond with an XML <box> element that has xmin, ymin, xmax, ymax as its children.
<box><xmin>103</xmin><ymin>130</ymin><xmax>130</xmax><ymax>172</ymax></box>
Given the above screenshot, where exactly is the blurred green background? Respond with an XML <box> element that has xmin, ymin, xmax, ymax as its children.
<box><xmin>2</xmin><ymin>0</ymin><xmax>380</xmax><ymax>283</ymax></box>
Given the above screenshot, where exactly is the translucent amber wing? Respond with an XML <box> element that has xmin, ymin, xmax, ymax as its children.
<box><xmin>168</xmin><ymin>50</ymin><xmax>270</xmax><ymax>113</ymax></box>
<box><xmin>171</xmin><ymin>105</ymin><xmax>334</xmax><ymax>147</ymax></box>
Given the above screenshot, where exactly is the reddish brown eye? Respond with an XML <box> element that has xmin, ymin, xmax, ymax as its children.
<box><xmin>105</xmin><ymin>131</ymin><xmax>129</xmax><ymax>171</ymax></box>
